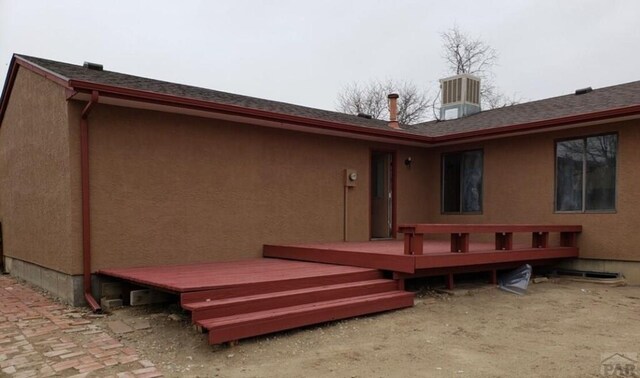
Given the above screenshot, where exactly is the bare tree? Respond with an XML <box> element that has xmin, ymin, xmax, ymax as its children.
<box><xmin>440</xmin><ymin>26</ymin><xmax>518</xmax><ymax>110</ymax></box>
<box><xmin>336</xmin><ymin>79</ymin><xmax>432</xmax><ymax>124</ymax></box>
<box><xmin>441</xmin><ymin>25</ymin><xmax>497</xmax><ymax>77</ymax></box>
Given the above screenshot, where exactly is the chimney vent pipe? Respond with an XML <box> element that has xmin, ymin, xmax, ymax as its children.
<box><xmin>387</xmin><ymin>93</ymin><xmax>400</xmax><ymax>129</ymax></box>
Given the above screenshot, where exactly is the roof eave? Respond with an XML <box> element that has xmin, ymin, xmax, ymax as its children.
<box><xmin>432</xmin><ymin>104</ymin><xmax>640</xmax><ymax>144</ymax></box>
<box><xmin>67</xmin><ymin>79</ymin><xmax>434</xmax><ymax>145</ymax></box>
<box><xmin>3</xmin><ymin>55</ymin><xmax>640</xmax><ymax>146</ymax></box>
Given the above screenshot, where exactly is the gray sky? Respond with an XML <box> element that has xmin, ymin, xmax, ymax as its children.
<box><xmin>2</xmin><ymin>0</ymin><xmax>639</xmax><ymax>112</ymax></box>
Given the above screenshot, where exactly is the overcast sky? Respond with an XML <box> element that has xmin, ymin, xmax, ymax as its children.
<box><xmin>1</xmin><ymin>0</ymin><xmax>639</xmax><ymax>112</ymax></box>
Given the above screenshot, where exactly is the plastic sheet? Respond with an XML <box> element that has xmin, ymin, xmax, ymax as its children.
<box><xmin>498</xmin><ymin>264</ymin><xmax>532</xmax><ymax>295</ymax></box>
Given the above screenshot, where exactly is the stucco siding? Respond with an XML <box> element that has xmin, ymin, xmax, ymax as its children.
<box><xmin>81</xmin><ymin>104</ymin><xmax>431</xmax><ymax>271</ymax></box>
<box><xmin>424</xmin><ymin>120</ymin><xmax>640</xmax><ymax>261</ymax></box>
<box><xmin>0</xmin><ymin>68</ymin><xmax>77</xmax><ymax>274</ymax></box>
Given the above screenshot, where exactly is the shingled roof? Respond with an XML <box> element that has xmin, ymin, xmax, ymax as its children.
<box><xmin>410</xmin><ymin>79</ymin><xmax>640</xmax><ymax>137</ymax></box>
<box><xmin>5</xmin><ymin>54</ymin><xmax>640</xmax><ymax>141</ymax></box>
<box><xmin>13</xmin><ymin>54</ymin><xmax>393</xmax><ymax>132</ymax></box>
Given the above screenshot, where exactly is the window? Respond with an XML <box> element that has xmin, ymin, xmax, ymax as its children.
<box><xmin>442</xmin><ymin>150</ymin><xmax>483</xmax><ymax>213</ymax></box>
<box><xmin>555</xmin><ymin>133</ymin><xmax>617</xmax><ymax>212</ymax></box>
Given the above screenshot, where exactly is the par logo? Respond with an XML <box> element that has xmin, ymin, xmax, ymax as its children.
<box><xmin>601</xmin><ymin>353</ymin><xmax>638</xmax><ymax>377</ymax></box>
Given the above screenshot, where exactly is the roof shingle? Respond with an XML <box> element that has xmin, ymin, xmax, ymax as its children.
<box><xmin>12</xmin><ymin>54</ymin><xmax>640</xmax><ymax>139</ymax></box>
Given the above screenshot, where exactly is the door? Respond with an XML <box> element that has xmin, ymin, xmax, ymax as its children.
<box><xmin>371</xmin><ymin>152</ymin><xmax>394</xmax><ymax>239</ymax></box>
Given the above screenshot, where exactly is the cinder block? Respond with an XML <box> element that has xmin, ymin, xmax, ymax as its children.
<box><xmin>101</xmin><ymin>298</ymin><xmax>123</xmax><ymax>312</ymax></box>
<box><xmin>100</xmin><ymin>282</ymin><xmax>123</xmax><ymax>299</ymax></box>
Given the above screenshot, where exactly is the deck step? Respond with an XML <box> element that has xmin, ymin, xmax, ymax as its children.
<box><xmin>180</xmin><ymin>269</ymin><xmax>383</xmax><ymax>305</ymax></box>
<box><xmin>197</xmin><ymin>291</ymin><xmax>414</xmax><ymax>345</ymax></box>
<box><xmin>185</xmin><ymin>279</ymin><xmax>399</xmax><ymax>321</ymax></box>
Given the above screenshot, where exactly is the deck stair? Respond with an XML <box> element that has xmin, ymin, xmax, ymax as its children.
<box><xmin>180</xmin><ymin>269</ymin><xmax>413</xmax><ymax>345</ymax></box>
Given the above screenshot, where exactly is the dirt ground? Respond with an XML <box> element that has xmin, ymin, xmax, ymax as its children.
<box><xmin>94</xmin><ymin>278</ymin><xmax>640</xmax><ymax>378</ymax></box>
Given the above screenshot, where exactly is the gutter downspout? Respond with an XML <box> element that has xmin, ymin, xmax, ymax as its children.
<box><xmin>80</xmin><ymin>91</ymin><xmax>101</xmax><ymax>312</ymax></box>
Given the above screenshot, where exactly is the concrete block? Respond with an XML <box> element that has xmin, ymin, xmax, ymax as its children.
<box><xmin>101</xmin><ymin>298</ymin><xmax>123</xmax><ymax>312</ymax></box>
<box><xmin>101</xmin><ymin>282</ymin><xmax>123</xmax><ymax>299</ymax></box>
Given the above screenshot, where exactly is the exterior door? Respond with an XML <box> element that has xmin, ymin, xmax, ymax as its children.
<box><xmin>371</xmin><ymin>152</ymin><xmax>393</xmax><ymax>239</ymax></box>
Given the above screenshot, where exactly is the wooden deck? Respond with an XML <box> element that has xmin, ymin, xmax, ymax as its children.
<box><xmin>265</xmin><ymin>223</ymin><xmax>581</xmax><ymax>276</ymax></box>
<box><xmin>264</xmin><ymin>239</ymin><xmax>579</xmax><ymax>274</ymax></box>
<box><xmin>98</xmin><ymin>224</ymin><xmax>581</xmax><ymax>345</ymax></box>
<box><xmin>98</xmin><ymin>259</ymin><xmax>413</xmax><ymax>345</ymax></box>
<box><xmin>98</xmin><ymin>258</ymin><xmax>381</xmax><ymax>293</ymax></box>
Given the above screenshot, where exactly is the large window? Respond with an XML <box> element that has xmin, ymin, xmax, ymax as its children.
<box><xmin>555</xmin><ymin>133</ymin><xmax>617</xmax><ymax>212</ymax></box>
<box><xmin>442</xmin><ymin>150</ymin><xmax>483</xmax><ymax>213</ymax></box>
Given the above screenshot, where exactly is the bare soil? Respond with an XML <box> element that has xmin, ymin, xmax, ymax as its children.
<box><xmin>96</xmin><ymin>279</ymin><xmax>640</xmax><ymax>378</ymax></box>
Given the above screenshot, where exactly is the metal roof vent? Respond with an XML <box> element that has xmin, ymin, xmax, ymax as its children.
<box><xmin>575</xmin><ymin>87</ymin><xmax>593</xmax><ymax>95</ymax></box>
<box><xmin>440</xmin><ymin>73</ymin><xmax>481</xmax><ymax>120</ymax></box>
<box><xmin>357</xmin><ymin>112</ymin><xmax>372</xmax><ymax>119</ymax></box>
<box><xmin>83</xmin><ymin>61</ymin><xmax>103</xmax><ymax>71</ymax></box>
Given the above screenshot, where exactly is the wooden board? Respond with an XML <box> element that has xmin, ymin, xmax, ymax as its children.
<box><xmin>98</xmin><ymin>258</ymin><xmax>379</xmax><ymax>293</ymax></box>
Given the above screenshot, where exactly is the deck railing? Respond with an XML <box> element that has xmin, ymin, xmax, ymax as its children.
<box><xmin>397</xmin><ymin>224</ymin><xmax>582</xmax><ymax>255</ymax></box>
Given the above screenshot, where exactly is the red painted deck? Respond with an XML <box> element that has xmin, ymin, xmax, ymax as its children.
<box><xmin>263</xmin><ymin>239</ymin><xmax>579</xmax><ymax>274</ymax></box>
<box><xmin>98</xmin><ymin>258</ymin><xmax>379</xmax><ymax>293</ymax></box>
<box><xmin>97</xmin><ymin>223</ymin><xmax>580</xmax><ymax>345</ymax></box>
<box><xmin>98</xmin><ymin>258</ymin><xmax>413</xmax><ymax>345</ymax></box>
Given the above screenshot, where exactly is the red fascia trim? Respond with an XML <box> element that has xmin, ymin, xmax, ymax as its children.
<box><xmin>0</xmin><ymin>55</ymin><xmax>72</xmax><ymax>127</ymax></box>
<box><xmin>14</xmin><ymin>56</ymin><xmax>71</xmax><ymax>88</ymax></box>
<box><xmin>435</xmin><ymin>104</ymin><xmax>640</xmax><ymax>143</ymax></box>
<box><xmin>4</xmin><ymin>56</ymin><xmax>640</xmax><ymax>144</ymax></box>
<box><xmin>0</xmin><ymin>56</ymin><xmax>19</xmax><ymax>126</ymax></box>
<box><xmin>67</xmin><ymin>79</ymin><xmax>433</xmax><ymax>144</ymax></box>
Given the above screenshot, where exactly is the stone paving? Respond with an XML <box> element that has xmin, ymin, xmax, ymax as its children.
<box><xmin>0</xmin><ymin>274</ymin><xmax>163</xmax><ymax>377</ymax></box>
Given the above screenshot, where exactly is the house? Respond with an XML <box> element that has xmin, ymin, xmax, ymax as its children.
<box><xmin>1</xmin><ymin>54</ymin><xmax>639</xmax><ymax>309</ymax></box>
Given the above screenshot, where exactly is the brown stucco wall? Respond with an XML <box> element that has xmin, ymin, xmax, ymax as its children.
<box><xmin>74</xmin><ymin>104</ymin><xmax>431</xmax><ymax>272</ymax></box>
<box><xmin>5</xmin><ymin>68</ymin><xmax>637</xmax><ymax>277</ymax></box>
<box><xmin>0</xmin><ymin>68</ymin><xmax>79</xmax><ymax>274</ymax></box>
<box><xmin>424</xmin><ymin>120</ymin><xmax>640</xmax><ymax>262</ymax></box>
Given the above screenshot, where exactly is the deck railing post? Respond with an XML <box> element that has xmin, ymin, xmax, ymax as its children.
<box><xmin>495</xmin><ymin>232</ymin><xmax>513</xmax><ymax>250</ymax></box>
<box><xmin>403</xmin><ymin>231</ymin><xmax>424</xmax><ymax>255</ymax></box>
<box><xmin>403</xmin><ymin>233</ymin><xmax>412</xmax><ymax>255</ymax></box>
<box><xmin>412</xmin><ymin>233</ymin><xmax>424</xmax><ymax>255</ymax></box>
<box><xmin>532</xmin><ymin>232</ymin><xmax>549</xmax><ymax>248</ymax></box>
<box><xmin>451</xmin><ymin>233</ymin><xmax>469</xmax><ymax>253</ymax></box>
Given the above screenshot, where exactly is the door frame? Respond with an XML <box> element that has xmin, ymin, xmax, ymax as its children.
<box><xmin>369</xmin><ymin>149</ymin><xmax>397</xmax><ymax>239</ymax></box>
